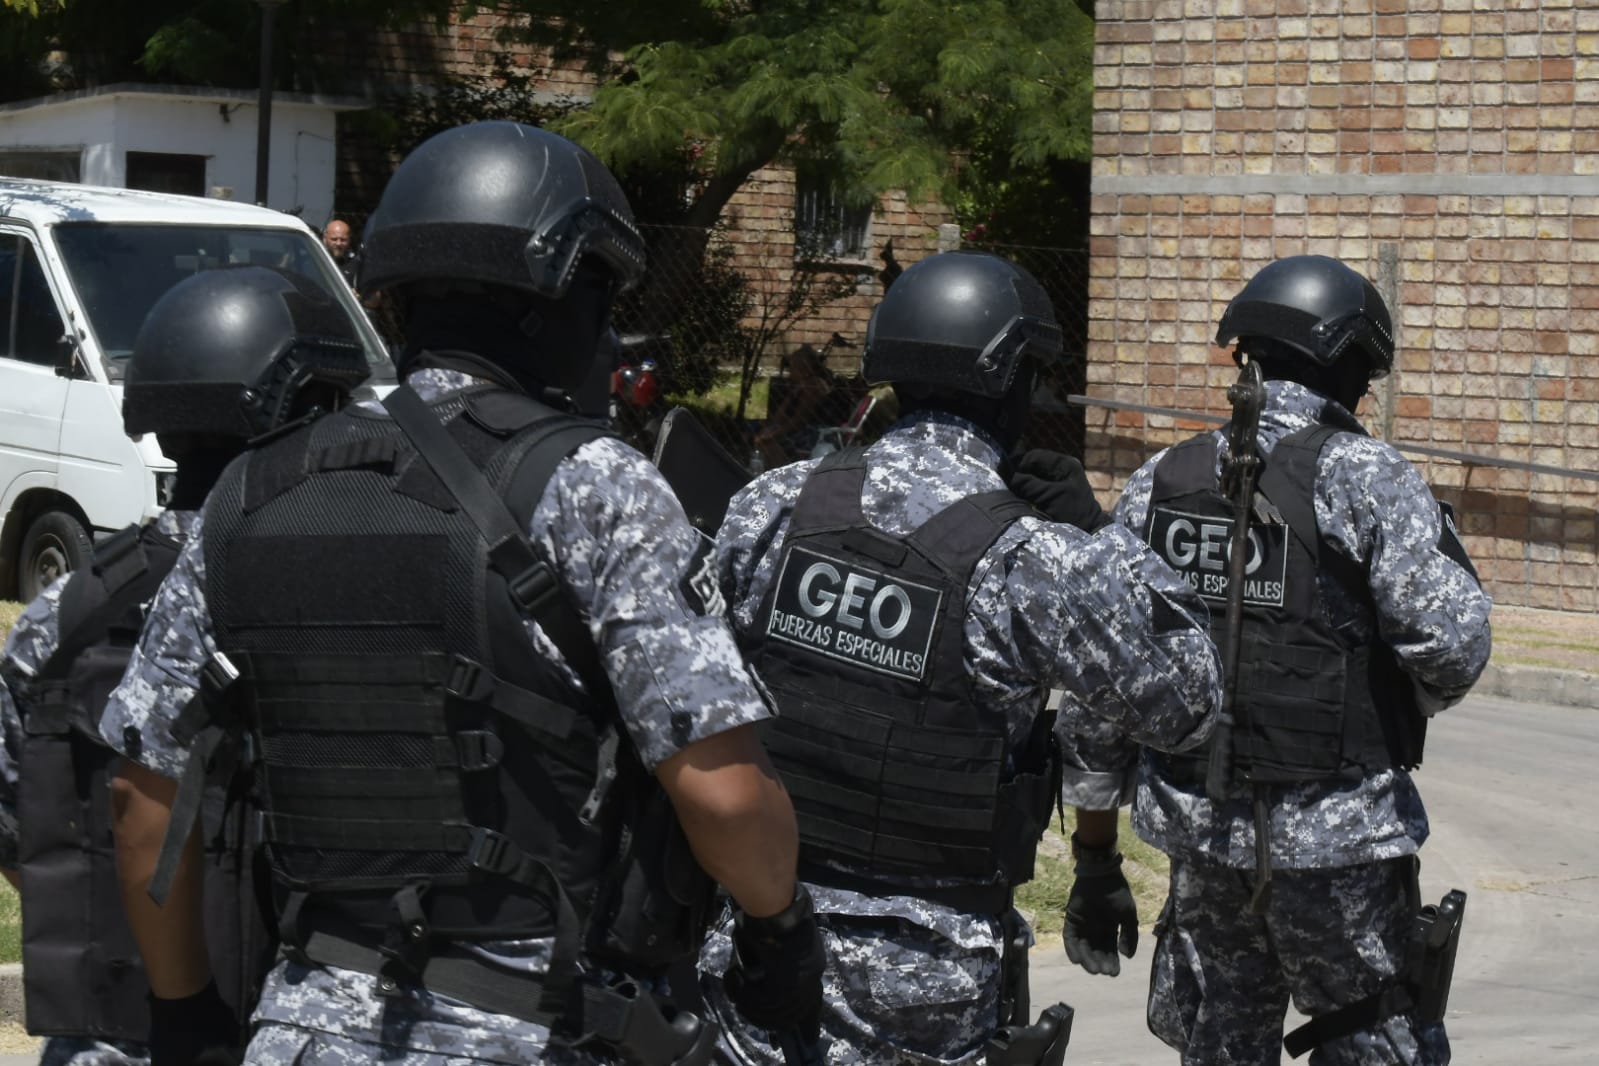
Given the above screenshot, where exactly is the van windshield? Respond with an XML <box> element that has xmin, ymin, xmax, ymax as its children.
<box><xmin>52</xmin><ymin>222</ymin><xmax>392</xmax><ymax>382</ymax></box>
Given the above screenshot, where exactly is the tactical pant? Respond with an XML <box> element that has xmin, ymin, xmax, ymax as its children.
<box><xmin>700</xmin><ymin>908</ymin><xmax>1006</xmax><ymax>1066</ymax></box>
<box><xmin>39</xmin><ymin>1038</ymin><xmax>148</xmax><ymax>1066</ymax></box>
<box><xmin>1147</xmin><ymin>855</ymin><xmax>1450</xmax><ymax>1066</ymax></box>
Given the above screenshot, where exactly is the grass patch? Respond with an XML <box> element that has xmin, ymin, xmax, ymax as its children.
<box><xmin>668</xmin><ymin>378</ymin><xmax>770</xmax><ymax>421</ymax></box>
<box><xmin>1015</xmin><ymin>808</ymin><xmax>1169</xmax><ymax>940</ymax></box>
<box><xmin>0</xmin><ymin>882</ymin><xmax>16</xmax><ymax>964</ymax></box>
<box><xmin>0</xmin><ymin>605</ymin><xmax>21</xmax><ymax>964</ymax></box>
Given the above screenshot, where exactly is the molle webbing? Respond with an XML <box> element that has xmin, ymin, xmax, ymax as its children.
<box><xmin>183</xmin><ymin>386</ymin><xmax>700</xmax><ymax>1026</ymax></box>
<box><xmin>1148</xmin><ymin>425</ymin><xmax>1423</xmax><ymax>787</ymax></box>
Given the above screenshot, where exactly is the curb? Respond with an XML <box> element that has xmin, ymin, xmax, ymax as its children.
<box><xmin>1475</xmin><ymin>662</ymin><xmax>1599</xmax><ymax>710</ymax></box>
<box><xmin>0</xmin><ymin>963</ymin><xmax>20</xmax><ymax>1026</ymax></box>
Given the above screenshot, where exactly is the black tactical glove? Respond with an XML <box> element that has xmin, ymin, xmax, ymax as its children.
<box><xmin>148</xmin><ymin>980</ymin><xmax>242</xmax><ymax>1066</ymax></box>
<box><xmin>1063</xmin><ymin>834</ymin><xmax>1139</xmax><ymax>977</ymax></box>
<box><xmin>1006</xmin><ymin>449</ymin><xmax>1112</xmax><ymax>533</ymax></box>
<box><xmin>726</xmin><ymin>884</ymin><xmax>826</xmax><ymax>1038</ymax></box>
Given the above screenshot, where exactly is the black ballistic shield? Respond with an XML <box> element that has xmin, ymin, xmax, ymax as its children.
<box><xmin>652</xmin><ymin>407</ymin><xmax>755</xmax><ymax>536</ymax></box>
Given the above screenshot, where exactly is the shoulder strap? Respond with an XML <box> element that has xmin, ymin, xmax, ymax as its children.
<box><xmin>34</xmin><ymin>524</ymin><xmax>152</xmax><ymax>682</ymax></box>
<box><xmin>1151</xmin><ymin>434</ymin><xmax>1219</xmax><ymax>501</ymax></box>
<box><xmin>787</xmin><ymin>447</ymin><xmax>869</xmax><ymax>535</ymax></box>
<box><xmin>381</xmin><ymin>386</ymin><xmax>609</xmax><ymax>691</ymax></box>
<box><xmin>1258</xmin><ymin>425</ymin><xmax>1342</xmax><ymax>563</ymax></box>
<box><xmin>905</xmin><ymin>489</ymin><xmax>1034</xmax><ymax>579</ymax></box>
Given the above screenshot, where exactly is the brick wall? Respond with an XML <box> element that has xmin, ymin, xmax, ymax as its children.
<box><xmin>718</xmin><ymin>164</ymin><xmax>953</xmax><ymax>373</ymax></box>
<box><xmin>1089</xmin><ymin>0</ymin><xmax>1599</xmax><ymax>611</ymax></box>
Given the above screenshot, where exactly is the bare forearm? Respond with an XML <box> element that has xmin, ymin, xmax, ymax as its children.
<box><xmin>110</xmin><ymin>760</ymin><xmax>212</xmax><ymax>998</ymax></box>
<box><xmin>0</xmin><ymin>867</ymin><xmax>17</xmax><ymax>892</ymax></box>
<box><xmin>1074</xmin><ymin>806</ymin><xmax>1119</xmax><ymax>849</ymax></box>
<box><xmin>657</xmin><ymin>724</ymin><xmax>798</xmax><ymax>919</ymax></box>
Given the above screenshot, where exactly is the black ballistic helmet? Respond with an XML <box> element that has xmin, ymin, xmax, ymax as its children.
<box><xmin>1216</xmin><ymin>254</ymin><xmax>1394</xmax><ymax>380</ymax></box>
<box><xmin>123</xmin><ymin>266</ymin><xmax>370</xmax><ymax>440</ymax></box>
<box><xmin>863</xmin><ymin>251</ymin><xmax>1063</xmax><ymax>399</ymax></box>
<box><xmin>356</xmin><ymin>121</ymin><xmax>647</xmax><ymax>301</ymax></box>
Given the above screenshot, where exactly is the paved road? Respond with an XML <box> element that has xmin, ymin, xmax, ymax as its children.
<box><xmin>1031</xmin><ymin>690</ymin><xmax>1599</xmax><ymax>1064</ymax></box>
<box><xmin>2</xmin><ymin>691</ymin><xmax>1593</xmax><ymax>1065</ymax></box>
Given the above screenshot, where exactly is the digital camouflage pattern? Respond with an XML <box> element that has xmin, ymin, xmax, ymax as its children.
<box><xmin>1148</xmin><ymin>854</ymin><xmax>1449</xmax><ymax>1066</ymax></box>
<box><xmin>100</xmin><ymin>368</ymin><xmax>771</xmax><ymax>1064</ymax></box>
<box><xmin>37</xmin><ymin>1039</ymin><xmax>150</xmax><ymax>1066</ymax></box>
<box><xmin>703</xmin><ymin>411</ymin><xmax>1224</xmax><ymax>1065</ymax></box>
<box><xmin>1093</xmin><ymin>380</ymin><xmax>1493</xmax><ymax>870</ymax></box>
<box><xmin>1093</xmin><ymin>379</ymin><xmax>1489</xmax><ymax>1066</ymax></box>
<box><xmin>0</xmin><ymin>511</ymin><xmax>194</xmax><ymax>1066</ymax></box>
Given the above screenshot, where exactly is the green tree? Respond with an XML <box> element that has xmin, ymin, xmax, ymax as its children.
<box><xmin>488</xmin><ymin>0</ymin><xmax>1096</xmax><ymax>328</ymax></box>
<box><xmin>0</xmin><ymin>1</ymin><xmax>455</xmax><ymax>103</ymax></box>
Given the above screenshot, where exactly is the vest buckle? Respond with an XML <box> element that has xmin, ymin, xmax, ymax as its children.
<box><xmin>444</xmin><ymin>655</ymin><xmax>491</xmax><ymax>703</ymax></box>
<box><xmin>506</xmin><ymin>561</ymin><xmax>559</xmax><ymax>612</ymax></box>
<box><xmin>466</xmin><ymin>827</ymin><xmax>518</xmax><ymax>879</ymax></box>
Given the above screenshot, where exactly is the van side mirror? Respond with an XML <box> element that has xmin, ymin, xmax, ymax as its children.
<box><xmin>53</xmin><ymin>334</ymin><xmax>85</xmax><ymax>379</ymax></box>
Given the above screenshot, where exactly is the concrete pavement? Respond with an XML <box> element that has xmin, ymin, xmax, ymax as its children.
<box><xmin>1030</xmin><ymin>689</ymin><xmax>1599</xmax><ymax>1064</ymax></box>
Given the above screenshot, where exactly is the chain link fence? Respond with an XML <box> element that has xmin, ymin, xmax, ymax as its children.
<box><xmin>609</xmin><ymin>227</ymin><xmax>1093</xmax><ymax>466</ymax></box>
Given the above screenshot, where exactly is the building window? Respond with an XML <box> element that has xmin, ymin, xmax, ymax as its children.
<box><xmin>126</xmin><ymin>152</ymin><xmax>207</xmax><ymax>197</ymax></box>
<box><xmin>0</xmin><ymin>150</ymin><xmax>81</xmax><ymax>183</ymax></box>
<box><xmin>795</xmin><ymin>170</ymin><xmax>873</xmax><ymax>261</ymax></box>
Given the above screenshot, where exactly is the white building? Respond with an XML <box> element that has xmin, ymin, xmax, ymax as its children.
<box><xmin>0</xmin><ymin>82</ymin><xmax>368</xmax><ymax>230</ymax></box>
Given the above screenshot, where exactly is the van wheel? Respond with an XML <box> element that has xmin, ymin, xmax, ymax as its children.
<box><xmin>19</xmin><ymin>511</ymin><xmax>92</xmax><ymax>602</ymax></box>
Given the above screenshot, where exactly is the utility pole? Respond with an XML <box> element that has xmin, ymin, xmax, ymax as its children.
<box><xmin>254</xmin><ymin>0</ymin><xmax>287</xmax><ymax>206</ymax></box>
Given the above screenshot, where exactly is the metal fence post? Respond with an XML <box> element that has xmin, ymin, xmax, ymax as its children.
<box><xmin>1374</xmin><ymin>241</ymin><xmax>1401</xmax><ymax>443</ymax></box>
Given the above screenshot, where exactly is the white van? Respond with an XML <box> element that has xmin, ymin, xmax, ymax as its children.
<box><xmin>0</xmin><ymin>178</ymin><xmax>393</xmax><ymax>601</ymax></box>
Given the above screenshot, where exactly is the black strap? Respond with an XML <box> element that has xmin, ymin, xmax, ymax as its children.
<box><xmin>1258</xmin><ymin>425</ymin><xmax>1341</xmax><ymax>563</ymax></box>
<box><xmin>1283</xmin><ymin>984</ymin><xmax>1414</xmax><ymax>1058</ymax></box>
<box><xmin>297</xmin><ymin>927</ymin><xmax>564</xmax><ymax>1024</ymax></box>
<box><xmin>150</xmin><ymin>653</ymin><xmax>242</xmax><ymax>904</ymax></box>
<box><xmin>280</xmin><ymin>831</ymin><xmax>587</xmax><ymax>1022</ymax></box>
<box><xmin>148</xmin><ymin>722</ymin><xmax>225</xmax><ymax>905</ymax></box>
<box><xmin>34</xmin><ymin>525</ymin><xmax>152</xmax><ymax>683</ymax></box>
<box><xmin>796</xmin><ymin>862</ymin><xmax>1013</xmax><ymax>914</ymax></box>
<box><xmin>381</xmin><ymin>387</ymin><xmax>607</xmax><ymax>693</ymax></box>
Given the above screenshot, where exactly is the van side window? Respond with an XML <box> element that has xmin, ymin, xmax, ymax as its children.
<box><xmin>0</xmin><ymin>235</ymin><xmax>68</xmax><ymax>367</ymax></box>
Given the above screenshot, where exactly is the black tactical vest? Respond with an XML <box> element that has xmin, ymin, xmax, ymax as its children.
<box><xmin>1146</xmin><ymin>425</ymin><xmax>1425</xmax><ymax>786</ymax></box>
<box><xmin>745</xmin><ymin>450</ymin><xmax>1057</xmax><ymax>913</ymax></box>
<box><xmin>18</xmin><ymin>522</ymin><xmax>266</xmax><ymax>1041</ymax></box>
<box><xmin>192</xmin><ymin>385</ymin><xmax>713</xmax><ymax>1023</ymax></box>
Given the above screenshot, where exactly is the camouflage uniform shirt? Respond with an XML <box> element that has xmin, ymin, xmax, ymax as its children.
<box><xmin>100</xmin><ymin>368</ymin><xmax>773</xmax><ymax>1065</ymax></box>
<box><xmin>0</xmin><ymin>512</ymin><xmax>195</xmax><ymax>1066</ymax></box>
<box><xmin>701</xmin><ymin>411</ymin><xmax>1223</xmax><ymax>1065</ymax></box>
<box><xmin>1089</xmin><ymin>379</ymin><xmax>1494</xmax><ymax>869</ymax></box>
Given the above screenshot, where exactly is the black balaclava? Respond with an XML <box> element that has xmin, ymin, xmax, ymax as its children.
<box><xmin>1241</xmin><ymin>337</ymin><xmax>1370</xmax><ymax>414</ymax></box>
<box><xmin>396</xmin><ymin>268</ymin><xmax>615</xmax><ymax>397</ymax></box>
<box><xmin>893</xmin><ymin>358</ymin><xmax>1036</xmax><ymax>455</ymax></box>
<box><xmin>156</xmin><ymin>435</ymin><xmax>246</xmax><ymax>511</ymax></box>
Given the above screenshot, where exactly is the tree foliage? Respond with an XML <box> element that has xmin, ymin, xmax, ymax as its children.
<box><xmin>0</xmin><ymin>0</ymin><xmax>455</xmax><ymax>103</ymax></box>
<box><xmin>497</xmin><ymin>0</ymin><xmax>1096</xmax><ymax>233</ymax></box>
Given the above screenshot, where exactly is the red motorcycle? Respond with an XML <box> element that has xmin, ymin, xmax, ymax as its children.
<box><xmin>608</xmin><ymin>333</ymin><xmax>669</xmax><ymax>453</ymax></box>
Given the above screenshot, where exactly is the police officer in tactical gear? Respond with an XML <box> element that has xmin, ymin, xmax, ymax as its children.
<box><xmin>700</xmin><ymin>249</ymin><xmax>1224</xmax><ymax>1065</ymax></box>
<box><xmin>0</xmin><ymin>265</ymin><xmax>368</xmax><ymax>1066</ymax></box>
<box><xmin>1074</xmin><ymin>254</ymin><xmax>1491</xmax><ymax>1065</ymax></box>
<box><xmin>102</xmin><ymin>121</ymin><xmax>819</xmax><ymax>1065</ymax></box>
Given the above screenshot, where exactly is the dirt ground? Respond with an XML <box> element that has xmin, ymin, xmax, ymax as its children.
<box><xmin>1488</xmin><ymin>603</ymin><xmax>1599</xmax><ymax>675</ymax></box>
